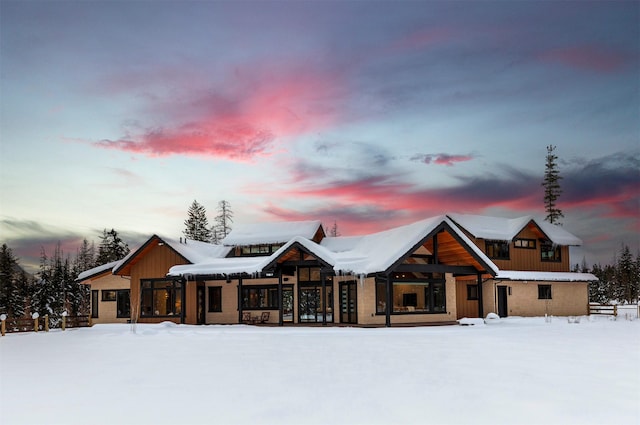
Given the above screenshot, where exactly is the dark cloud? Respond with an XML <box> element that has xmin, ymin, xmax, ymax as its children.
<box><xmin>411</xmin><ymin>153</ymin><xmax>475</xmax><ymax>166</ymax></box>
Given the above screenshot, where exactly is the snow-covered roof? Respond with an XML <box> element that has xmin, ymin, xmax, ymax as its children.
<box><xmin>77</xmin><ymin>260</ymin><xmax>120</xmax><ymax>281</ymax></box>
<box><xmin>169</xmin><ymin>216</ymin><xmax>500</xmax><ymax>277</ymax></box>
<box><xmin>114</xmin><ymin>234</ymin><xmax>231</xmax><ymax>274</ymax></box>
<box><xmin>447</xmin><ymin>213</ymin><xmax>582</xmax><ymax>246</ymax></box>
<box><xmin>222</xmin><ymin>220</ymin><xmax>322</xmax><ymax>246</ymax></box>
<box><xmin>495</xmin><ymin>270</ymin><xmax>598</xmax><ymax>282</ymax></box>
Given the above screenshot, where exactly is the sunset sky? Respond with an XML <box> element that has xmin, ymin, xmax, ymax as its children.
<box><xmin>1</xmin><ymin>1</ymin><xmax>638</xmax><ymax>272</ymax></box>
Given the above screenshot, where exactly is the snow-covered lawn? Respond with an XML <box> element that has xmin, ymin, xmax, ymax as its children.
<box><xmin>1</xmin><ymin>317</ymin><xmax>638</xmax><ymax>425</ymax></box>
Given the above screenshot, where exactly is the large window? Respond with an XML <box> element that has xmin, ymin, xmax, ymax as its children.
<box><xmin>241</xmin><ymin>286</ymin><xmax>279</xmax><ymax>309</ymax></box>
<box><xmin>467</xmin><ymin>284</ymin><xmax>479</xmax><ymax>300</ymax></box>
<box><xmin>485</xmin><ymin>240</ymin><xmax>509</xmax><ymax>260</ymax></box>
<box><xmin>375</xmin><ymin>276</ymin><xmax>446</xmax><ymax>314</ymax></box>
<box><xmin>140</xmin><ymin>279</ymin><xmax>182</xmax><ymax>317</ymax></box>
<box><xmin>538</xmin><ymin>285</ymin><xmax>552</xmax><ymax>299</ymax></box>
<box><xmin>208</xmin><ymin>287</ymin><xmax>222</xmax><ymax>312</ymax></box>
<box><xmin>541</xmin><ymin>242</ymin><xmax>561</xmax><ymax>262</ymax></box>
<box><xmin>239</xmin><ymin>244</ymin><xmax>284</xmax><ymax>256</ymax></box>
<box><xmin>101</xmin><ymin>290</ymin><xmax>117</xmax><ymax>301</ymax></box>
<box><xmin>116</xmin><ymin>290</ymin><xmax>130</xmax><ymax>318</ymax></box>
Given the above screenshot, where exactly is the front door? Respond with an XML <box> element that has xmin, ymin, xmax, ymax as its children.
<box><xmin>340</xmin><ymin>281</ymin><xmax>357</xmax><ymax>324</ymax></box>
<box><xmin>497</xmin><ymin>286</ymin><xmax>508</xmax><ymax>317</ymax></box>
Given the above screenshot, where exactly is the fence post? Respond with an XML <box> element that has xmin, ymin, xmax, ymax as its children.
<box><xmin>44</xmin><ymin>315</ymin><xmax>49</xmax><ymax>332</ymax></box>
<box><xmin>62</xmin><ymin>315</ymin><xmax>66</xmax><ymax>331</ymax></box>
<box><xmin>34</xmin><ymin>316</ymin><xmax>38</xmax><ymax>332</ymax></box>
<box><xmin>0</xmin><ymin>314</ymin><xmax>6</xmax><ymax>336</ymax></box>
<box><xmin>613</xmin><ymin>305</ymin><xmax>617</xmax><ymax>317</ymax></box>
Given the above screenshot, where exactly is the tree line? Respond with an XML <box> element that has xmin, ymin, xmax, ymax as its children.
<box><xmin>0</xmin><ymin>229</ymin><xmax>130</xmax><ymax>324</ymax></box>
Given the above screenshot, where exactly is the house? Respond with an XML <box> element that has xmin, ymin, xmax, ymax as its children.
<box><xmin>80</xmin><ymin>214</ymin><xmax>597</xmax><ymax>326</ymax></box>
<box><xmin>77</xmin><ymin>260</ymin><xmax>130</xmax><ymax>324</ymax></box>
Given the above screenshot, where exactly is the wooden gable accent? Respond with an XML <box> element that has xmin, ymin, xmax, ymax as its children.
<box><xmin>388</xmin><ymin>223</ymin><xmax>495</xmax><ymax>276</ymax></box>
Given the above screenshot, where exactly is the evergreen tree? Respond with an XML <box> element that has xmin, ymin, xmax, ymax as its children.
<box><xmin>0</xmin><ymin>244</ymin><xmax>20</xmax><ymax>316</ymax></box>
<box><xmin>76</xmin><ymin>238</ymin><xmax>96</xmax><ymax>272</ymax></box>
<box><xmin>328</xmin><ymin>221</ymin><xmax>340</xmax><ymax>237</ymax></box>
<box><xmin>212</xmin><ymin>200</ymin><xmax>233</xmax><ymax>243</ymax></box>
<box><xmin>542</xmin><ymin>145</ymin><xmax>564</xmax><ymax>225</ymax></box>
<box><xmin>589</xmin><ymin>263</ymin><xmax>610</xmax><ymax>304</ymax></box>
<box><xmin>184</xmin><ymin>200</ymin><xmax>212</xmax><ymax>242</ymax></box>
<box><xmin>615</xmin><ymin>244</ymin><xmax>638</xmax><ymax>304</ymax></box>
<box><xmin>96</xmin><ymin>229</ymin><xmax>130</xmax><ymax>265</ymax></box>
<box><xmin>13</xmin><ymin>269</ymin><xmax>32</xmax><ymax>318</ymax></box>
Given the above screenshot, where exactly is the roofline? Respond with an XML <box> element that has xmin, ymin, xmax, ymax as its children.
<box><xmin>75</xmin><ymin>267</ymin><xmax>112</xmax><ymax>282</ymax></box>
<box><xmin>384</xmin><ymin>220</ymin><xmax>497</xmax><ymax>277</ymax></box>
<box><xmin>262</xmin><ymin>240</ymin><xmax>333</xmax><ymax>271</ymax></box>
<box><xmin>113</xmin><ymin>234</ymin><xmax>190</xmax><ymax>275</ymax></box>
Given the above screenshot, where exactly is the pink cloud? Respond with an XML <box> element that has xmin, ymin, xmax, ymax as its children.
<box><xmin>93</xmin><ymin>65</ymin><xmax>344</xmax><ymax>160</ymax></box>
<box><xmin>540</xmin><ymin>45</ymin><xmax>632</xmax><ymax>73</ymax></box>
<box><xmin>411</xmin><ymin>153</ymin><xmax>475</xmax><ymax>166</ymax></box>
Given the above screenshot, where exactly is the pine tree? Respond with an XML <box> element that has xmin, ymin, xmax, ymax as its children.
<box><xmin>212</xmin><ymin>200</ymin><xmax>233</xmax><ymax>243</ymax></box>
<box><xmin>184</xmin><ymin>200</ymin><xmax>212</xmax><ymax>242</ymax></box>
<box><xmin>615</xmin><ymin>244</ymin><xmax>638</xmax><ymax>304</ymax></box>
<box><xmin>76</xmin><ymin>238</ymin><xmax>96</xmax><ymax>272</ymax></box>
<box><xmin>542</xmin><ymin>145</ymin><xmax>564</xmax><ymax>225</ymax></box>
<box><xmin>96</xmin><ymin>229</ymin><xmax>130</xmax><ymax>265</ymax></box>
<box><xmin>0</xmin><ymin>244</ymin><xmax>19</xmax><ymax>316</ymax></box>
<box><xmin>329</xmin><ymin>221</ymin><xmax>340</xmax><ymax>237</ymax></box>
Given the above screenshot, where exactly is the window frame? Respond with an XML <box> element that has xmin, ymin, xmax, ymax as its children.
<box><xmin>208</xmin><ymin>286</ymin><xmax>222</xmax><ymax>313</ymax></box>
<box><xmin>538</xmin><ymin>284</ymin><xmax>552</xmax><ymax>300</ymax></box>
<box><xmin>485</xmin><ymin>240</ymin><xmax>510</xmax><ymax>260</ymax></box>
<box><xmin>140</xmin><ymin>279</ymin><xmax>183</xmax><ymax>318</ymax></box>
<box><xmin>540</xmin><ymin>242</ymin><xmax>562</xmax><ymax>262</ymax></box>
<box><xmin>466</xmin><ymin>284</ymin><xmax>479</xmax><ymax>300</ymax></box>
<box><xmin>375</xmin><ymin>275</ymin><xmax>446</xmax><ymax>315</ymax></box>
<box><xmin>241</xmin><ymin>285</ymin><xmax>279</xmax><ymax>310</ymax></box>
<box><xmin>101</xmin><ymin>290</ymin><xmax>117</xmax><ymax>302</ymax></box>
<box><xmin>514</xmin><ymin>238</ymin><xmax>536</xmax><ymax>249</ymax></box>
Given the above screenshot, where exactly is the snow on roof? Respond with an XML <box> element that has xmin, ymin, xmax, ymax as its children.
<box><xmin>159</xmin><ymin>235</ymin><xmax>231</xmax><ymax>263</ymax></box>
<box><xmin>77</xmin><ymin>260</ymin><xmax>120</xmax><ymax>281</ymax></box>
<box><xmin>222</xmin><ymin>221</ymin><xmax>322</xmax><ymax>246</ymax></box>
<box><xmin>169</xmin><ymin>256</ymin><xmax>269</xmax><ymax>278</ymax></box>
<box><xmin>115</xmin><ymin>234</ymin><xmax>231</xmax><ymax>274</ymax></box>
<box><xmin>447</xmin><ymin>213</ymin><xmax>582</xmax><ymax>246</ymax></box>
<box><xmin>496</xmin><ymin>270</ymin><xmax>598</xmax><ymax>282</ymax></box>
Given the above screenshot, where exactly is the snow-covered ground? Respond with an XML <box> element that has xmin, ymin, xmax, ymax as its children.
<box><xmin>1</xmin><ymin>316</ymin><xmax>638</xmax><ymax>425</ymax></box>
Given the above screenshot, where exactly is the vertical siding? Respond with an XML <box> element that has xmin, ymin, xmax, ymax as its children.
<box><xmin>130</xmin><ymin>243</ymin><xmax>189</xmax><ymax>323</ymax></box>
<box><xmin>469</xmin><ymin>227</ymin><xmax>571</xmax><ymax>272</ymax></box>
<box><xmin>455</xmin><ymin>281</ymin><xmax>479</xmax><ymax>319</ymax></box>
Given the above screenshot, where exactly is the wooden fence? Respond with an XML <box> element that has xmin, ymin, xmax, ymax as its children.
<box><xmin>1</xmin><ymin>315</ymin><xmax>92</xmax><ymax>336</ymax></box>
<box><xmin>589</xmin><ymin>304</ymin><xmax>618</xmax><ymax>316</ymax></box>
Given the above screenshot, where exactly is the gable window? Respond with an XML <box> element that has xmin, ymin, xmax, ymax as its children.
<box><xmin>514</xmin><ymin>238</ymin><xmax>536</xmax><ymax>249</ymax></box>
<box><xmin>485</xmin><ymin>240</ymin><xmax>510</xmax><ymax>260</ymax></box>
<box><xmin>239</xmin><ymin>244</ymin><xmax>283</xmax><ymax>256</ymax></box>
<box><xmin>208</xmin><ymin>287</ymin><xmax>222</xmax><ymax>312</ymax></box>
<box><xmin>541</xmin><ymin>242</ymin><xmax>561</xmax><ymax>262</ymax></box>
<box><xmin>538</xmin><ymin>284</ymin><xmax>552</xmax><ymax>299</ymax></box>
<box><xmin>140</xmin><ymin>279</ymin><xmax>182</xmax><ymax>317</ymax></box>
<box><xmin>466</xmin><ymin>284</ymin><xmax>479</xmax><ymax>300</ymax></box>
<box><xmin>116</xmin><ymin>290</ymin><xmax>130</xmax><ymax>318</ymax></box>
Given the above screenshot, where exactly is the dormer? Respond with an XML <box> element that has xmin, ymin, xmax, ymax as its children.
<box><xmin>222</xmin><ymin>221</ymin><xmax>325</xmax><ymax>257</ymax></box>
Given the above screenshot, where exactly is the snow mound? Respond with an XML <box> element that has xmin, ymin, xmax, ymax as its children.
<box><xmin>484</xmin><ymin>312</ymin><xmax>501</xmax><ymax>325</ymax></box>
<box><xmin>458</xmin><ymin>317</ymin><xmax>485</xmax><ymax>326</ymax></box>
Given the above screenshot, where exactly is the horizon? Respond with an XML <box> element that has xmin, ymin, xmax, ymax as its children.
<box><xmin>1</xmin><ymin>1</ymin><xmax>638</xmax><ymax>273</ymax></box>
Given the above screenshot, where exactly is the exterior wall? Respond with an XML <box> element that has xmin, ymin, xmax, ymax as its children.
<box><xmin>84</xmin><ymin>274</ymin><xmax>130</xmax><ymax>324</ymax></box>
<box><xmin>128</xmin><ymin>243</ymin><xmax>190</xmax><ymax>324</ymax></box>
<box><xmin>483</xmin><ymin>280</ymin><xmax>589</xmax><ymax>317</ymax></box>
<box><xmin>455</xmin><ymin>280</ymin><xmax>479</xmax><ymax>319</ymax></box>
<box><xmin>468</xmin><ymin>226</ymin><xmax>571</xmax><ymax>272</ymax></box>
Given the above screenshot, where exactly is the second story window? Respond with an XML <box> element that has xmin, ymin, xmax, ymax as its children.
<box><xmin>541</xmin><ymin>242</ymin><xmax>561</xmax><ymax>262</ymax></box>
<box><xmin>485</xmin><ymin>240</ymin><xmax>509</xmax><ymax>260</ymax></box>
<box><xmin>514</xmin><ymin>238</ymin><xmax>536</xmax><ymax>249</ymax></box>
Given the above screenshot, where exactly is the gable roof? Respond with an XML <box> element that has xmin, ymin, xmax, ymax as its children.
<box><xmin>169</xmin><ymin>216</ymin><xmax>499</xmax><ymax>278</ymax></box>
<box><xmin>447</xmin><ymin>213</ymin><xmax>582</xmax><ymax>246</ymax></box>
<box><xmin>76</xmin><ymin>260</ymin><xmax>120</xmax><ymax>282</ymax></box>
<box><xmin>114</xmin><ymin>234</ymin><xmax>230</xmax><ymax>275</ymax></box>
<box><xmin>222</xmin><ymin>220</ymin><xmax>323</xmax><ymax>246</ymax></box>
